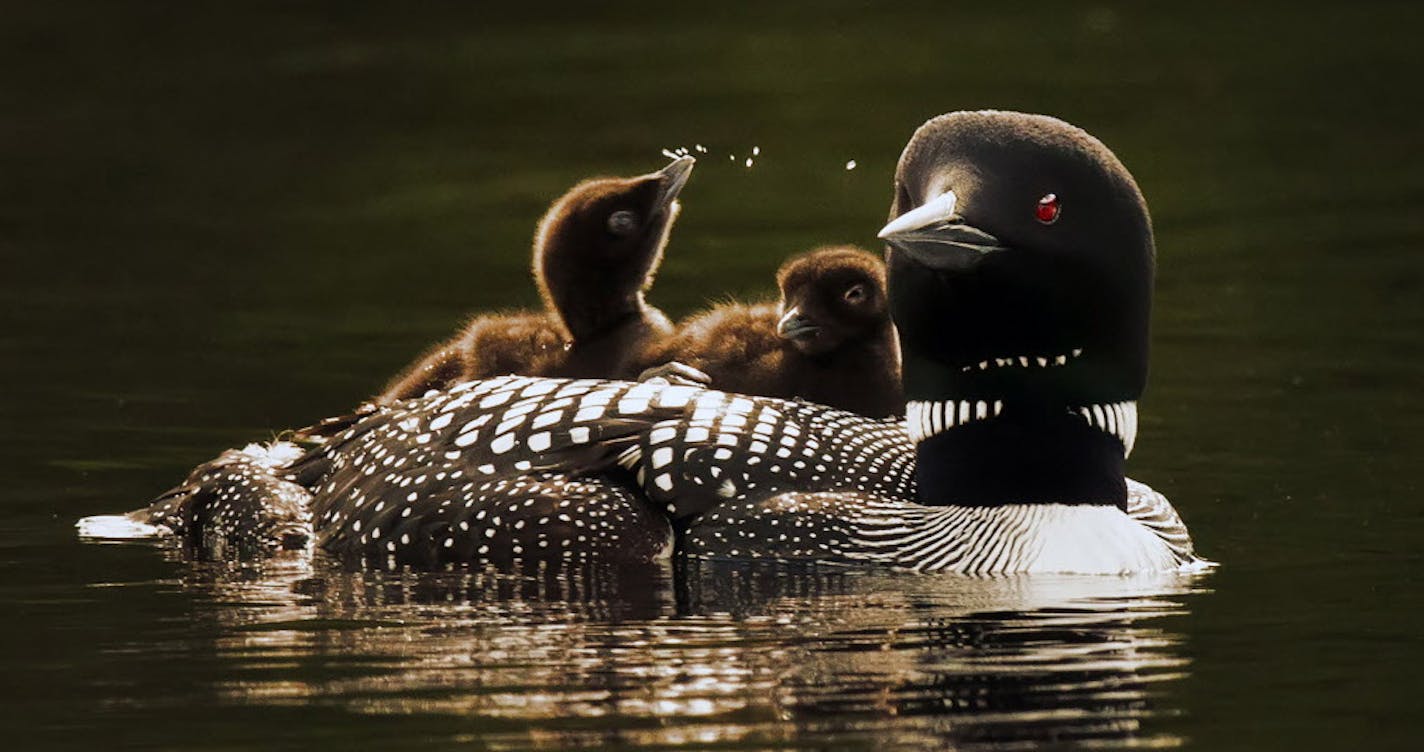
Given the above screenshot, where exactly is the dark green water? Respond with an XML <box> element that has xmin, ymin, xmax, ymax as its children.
<box><xmin>3</xmin><ymin>2</ymin><xmax>1422</xmax><ymax>749</ymax></box>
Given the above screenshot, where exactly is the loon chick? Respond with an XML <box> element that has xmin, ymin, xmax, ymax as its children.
<box><xmin>82</xmin><ymin>111</ymin><xmax>1207</xmax><ymax>574</ymax></box>
<box><xmin>638</xmin><ymin>246</ymin><xmax>903</xmax><ymax>417</ymax></box>
<box><xmin>377</xmin><ymin>157</ymin><xmax>695</xmax><ymax>403</ymax></box>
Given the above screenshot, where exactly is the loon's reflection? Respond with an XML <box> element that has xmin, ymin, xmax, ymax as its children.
<box><xmin>149</xmin><ymin>550</ymin><xmax>1208</xmax><ymax>749</ymax></box>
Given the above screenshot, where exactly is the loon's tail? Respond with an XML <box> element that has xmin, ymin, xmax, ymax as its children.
<box><xmin>76</xmin><ymin>442</ymin><xmax>314</xmax><ymax>558</ymax></box>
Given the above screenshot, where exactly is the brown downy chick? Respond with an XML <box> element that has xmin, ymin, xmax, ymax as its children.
<box><xmin>375</xmin><ymin>157</ymin><xmax>695</xmax><ymax>404</ymax></box>
<box><xmin>641</xmin><ymin>246</ymin><xmax>904</xmax><ymax>418</ymax></box>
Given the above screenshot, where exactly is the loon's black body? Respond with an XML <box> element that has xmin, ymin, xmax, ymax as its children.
<box><xmin>106</xmin><ymin>374</ymin><xmax>1189</xmax><ymax>571</ymax></box>
<box><xmin>303</xmin><ymin>377</ymin><xmax>917</xmax><ymax>565</ymax></box>
<box><xmin>82</xmin><ymin>111</ymin><xmax>1207</xmax><ymax>574</ymax></box>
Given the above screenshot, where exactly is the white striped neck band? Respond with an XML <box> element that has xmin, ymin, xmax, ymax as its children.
<box><xmin>905</xmin><ymin>399</ymin><xmax>1139</xmax><ymax>456</ymax></box>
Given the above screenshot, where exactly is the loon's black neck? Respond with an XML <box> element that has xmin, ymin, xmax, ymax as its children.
<box><xmin>911</xmin><ymin>403</ymin><xmax>1126</xmax><ymax>509</ymax></box>
<box><xmin>904</xmin><ymin>360</ymin><xmax>1132</xmax><ymax>510</ymax></box>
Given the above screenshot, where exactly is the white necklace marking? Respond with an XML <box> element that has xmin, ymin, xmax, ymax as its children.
<box><xmin>905</xmin><ymin>399</ymin><xmax>1138</xmax><ymax>456</ymax></box>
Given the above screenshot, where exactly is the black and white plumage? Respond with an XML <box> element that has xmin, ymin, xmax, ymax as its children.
<box><xmin>79</xmin><ymin>110</ymin><xmax>1211</xmax><ymax>574</ymax></box>
<box><xmin>287</xmin><ymin>373</ymin><xmax>907</xmax><ymax>566</ymax></box>
<box><xmin>296</xmin><ymin>377</ymin><xmax>675</xmax><ymax>567</ymax></box>
<box><xmin>82</xmin><ymin>373</ymin><xmax>1199</xmax><ymax>573</ymax></box>
<box><xmin>78</xmin><ymin>443</ymin><xmax>312</xmax><ymax>559</ymax></box>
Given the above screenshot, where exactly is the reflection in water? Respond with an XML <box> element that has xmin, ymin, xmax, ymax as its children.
<box><xmin>124</xmin><ymin>548</ymin><xmax>1209</xmax><ymax>749</ymax></box>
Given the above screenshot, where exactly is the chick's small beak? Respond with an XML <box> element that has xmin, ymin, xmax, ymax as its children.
<box><xmin>777</xmin><ymin>307</ymin><xmax>819</xmax><ymax>340</ymax></box>
<box><xmin>652</xmin><ymin>156</ymin><xmax>696</xmax><ymax>216</ymax></box>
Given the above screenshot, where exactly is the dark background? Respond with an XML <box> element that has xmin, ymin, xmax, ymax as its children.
<box><xmin>3</xmin><ymin>2</ymin><xmax>1422</xmax><ymax>749</ymax></box>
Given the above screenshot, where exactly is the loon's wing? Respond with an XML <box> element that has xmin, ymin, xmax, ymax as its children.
<box><xmin>313</xmin><ymin>470</ymin><xmax>672</xmax><ymax>567</ymax></box>
<box><xmin>296</xmin><ymin>376</ymin><xmax>693</xmax><ymax>502</ymax></box>
<box><xmin>622</xmin><ymin>394</ymin><xmax>917</xmax><ymax>521</ymax></box>
<box><xmin>94</xmin><ymin>376</ymin><xmax>689</xmax><ymax>564</ymax></box>
<box><xmin>287</xmin><ymin>375</ymin><xmax>916</xmax><ymax>565</ymax></box>
<box><xmin>389</xmin><ymin>376</ymin><xmax>919</xmax><ymax>522</ymax></box>
<box><xmin>294</xmin><ymin>375</ymin><xmax>695</xmax><ymax>564</ymax></box>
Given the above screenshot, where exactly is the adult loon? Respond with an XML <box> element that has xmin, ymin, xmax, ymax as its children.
<box><xmin>636</xmin><ymin>246</ymin><xmax>903</xmax><ymax>418</ymax></box>
<box><xmin>376</xmin><ymin>156</ymin><xmax>695</xmax><ymax>404</ymax></box>
<box><xmin>79</xmin><ymin>111</ymin><xmax>1207</xmax><ymax>574</ymax></box>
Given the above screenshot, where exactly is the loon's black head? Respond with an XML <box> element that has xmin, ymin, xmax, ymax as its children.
<box><xmin>774</xmin><ymin>246</ymin><xmax>891</xmax><ymax>357</ymax></box>
<box><xmin>534</xmin><ymin>156</ymin><xmax>695</xmax><ymax>339</ymax></box>
<box><xmin>881</xmin><ymin>111</ymin><xmax>1151</xmax><ymax>410</ymax></box>
<box><xmin>881</xmin><ymin>111</ymin><xmax>1154</xmax><ymax>507</ymax></box>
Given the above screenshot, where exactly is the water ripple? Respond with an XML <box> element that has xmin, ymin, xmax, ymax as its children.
<box><xmin>96</xmin><ymin>553</ymin><xmax>1213</xmax><ymax>749</ymax></box>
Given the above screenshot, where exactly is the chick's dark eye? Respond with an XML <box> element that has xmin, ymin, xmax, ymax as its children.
<box><xmin>1035</xmin><ymin>193</ymin><xmax>1061</xmax><ymax>225</ymax></box>
<box><xmin>844</xmin><ymin>284</ymin><xmax>867</xmax><ymax>303</ymax></box>
<box><xmin>607</xmin><ymin>210</ymin><xmax>640</xmax><ymax>236</ymax></box>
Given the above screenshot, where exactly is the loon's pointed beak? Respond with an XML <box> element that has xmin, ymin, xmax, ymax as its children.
<box><xmin>777</xmin><ymin>307</ymin><xmax>819</xmax><ymax>340</ymax></box>
<box><xmin>652</xmin><ymin>156</ymin><xmax>696</xmax><ymax>216</ymax></box>
<box><xmin>878</xmin><ymin>190</ymin><xmax>1006</xmax><ymax>271</ymax></box>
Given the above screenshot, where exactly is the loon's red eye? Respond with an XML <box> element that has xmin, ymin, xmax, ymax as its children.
<box><xmin>1035</xmin><ymin>193</ymin><xmax>1061</xmax><ymax>224</ymax></box>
